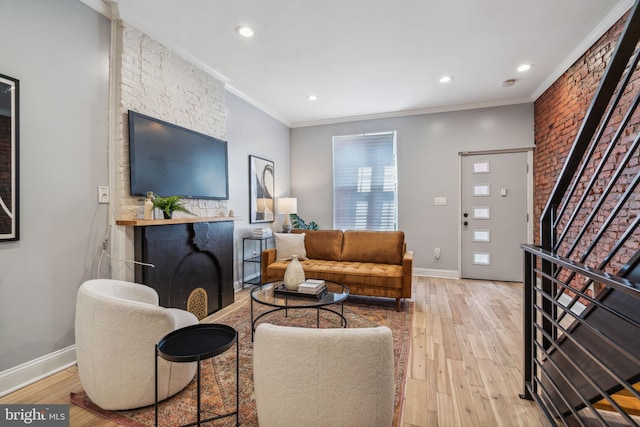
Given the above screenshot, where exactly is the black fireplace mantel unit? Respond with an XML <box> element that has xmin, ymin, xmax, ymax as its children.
<box><xmin>117</xmin><ymin>217</ymin><xmax>235</xmax><ymax>317</ymax></box>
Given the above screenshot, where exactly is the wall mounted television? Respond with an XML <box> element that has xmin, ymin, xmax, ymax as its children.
<box><xmin>128</xmin><ymin>110</ymin><xmax>229</xmax><ymax>200</ymax></box>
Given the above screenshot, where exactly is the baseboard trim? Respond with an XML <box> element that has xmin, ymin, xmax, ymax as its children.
<box><xmin>413</xmin><ymin>268</ymin><xmax>460</xmax><ymax>279</ymax></box>
<box><xmin>0</xmin><ymin>345</ymin><xmax>77</xmax><ymax>398</ymax></box>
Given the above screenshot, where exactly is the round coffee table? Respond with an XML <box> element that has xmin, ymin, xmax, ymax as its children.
<box><xmin>250</xmin><ymin>280</ymin><xmax>349</xmax><ymax>340</ymax></box>
<box><xmin>155</xmin><ymin>323</ymin><xmax>239</xmax><ymax>427</ymax></box>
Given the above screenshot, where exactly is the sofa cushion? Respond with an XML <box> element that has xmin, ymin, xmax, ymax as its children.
<box><xmin>292</xmin><ymin>229</ymin><xmax>343</xmax><ymax>261</ymax></box>
<box><xmin>266</xmin><ymin>259</ymin><xmax>404</xmax><ymax>289</ymax></box>
<box><xmin>341</xmin><ymin>231</ymin><xmax>405</xmax><ymax>265</ymax></box>
<box><xmin>274</xmin><ymin>232</ymin><xmax>307</xmax><ymax>261</ymax></box>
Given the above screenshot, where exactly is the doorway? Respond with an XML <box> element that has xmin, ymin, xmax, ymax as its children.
<box><xmin>460</xmin><ymin>150</ymin><xmax>532</xmax><ymax>282</ymax></box>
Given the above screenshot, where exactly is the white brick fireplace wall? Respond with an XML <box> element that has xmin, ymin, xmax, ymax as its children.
<box><xmin>111</xmin><ymin>19</ymin><xmax>229</xmax><ymax>279</ymax></box>
<box><xmin>115</xmin><ymin>20</ymin><xmax>228</xmax><ymax>219</ymax></box>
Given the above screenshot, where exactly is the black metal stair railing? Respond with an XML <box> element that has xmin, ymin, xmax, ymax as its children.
<box><xmin>522</xmin><ymin>246</ymin><xmax>640</xmax><ymax>425</ymax></box>
<box><xmin>522</xmin><ymin>0</ymin><xmax>640</xmax><ymax>424</ymax></box>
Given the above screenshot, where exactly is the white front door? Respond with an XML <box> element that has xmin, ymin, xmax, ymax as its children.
<box><xmin>460</xmin><ymin>151</ymin><xmax>529</xmax><ymax>282</ymax></box>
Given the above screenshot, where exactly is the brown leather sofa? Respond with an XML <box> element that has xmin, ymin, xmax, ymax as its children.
<box><xmin>261</xmin><ymin>229</ymin><xmax>412</xmax><ymax>310</ymax></box>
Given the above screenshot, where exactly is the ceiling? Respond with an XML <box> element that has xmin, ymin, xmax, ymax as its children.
<box><xmin>85</xmin><ymin>0</ymin><xmax>633</xmax><ymax>127</ymax></box>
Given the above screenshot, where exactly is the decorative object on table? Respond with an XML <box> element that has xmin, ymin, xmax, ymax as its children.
<box><xmin>274</xmin><ymin>279</ymin><xmax>327</xmax><ymax>299</ymax></box>
<box><xmin>0</xmin><ymin>73</ymin><xmax>19</xmax><ymax>242</ymax></box>
<box><xmin>274</xmin><ymin>232</ymin><xmax>307</xmax><ymax>261</ymax></box>
<box><xmin>290</xmin><ymin>213</ymin><xmax>319</xmax><ymax>230</ymax></box>
<box><xmin>297</xmin><ymin>279</ymin><xmax>327</xmax><ymax>295</ymax></box>
<box><xmin>249</xmin><ymin>155</ymin><xmax>274</xmax><ymax>223</ymax></box>
<box><xmin>252</xmin><ymin>227</ymin><xmax>273</xmax><ymax>238</ymax></box>
<box><xmin>151</xmin><ymin>193</ymin><xmax>195</xmax><ymax>219</ymax></box>
<box><xmin>276</xmin><ymin>197</ymin><xmax>297</xmax><ymax>232</ymax></box>
<box><xmin>273</xmin><ymin>285</ymin><xmax>327</xmax><ymax>299</ymax></box>
<box><xmin>283</xmin><ymin>255</ymin><xmax>305</xmax><ymax>290</ymax></box>
<box><xmin>143</xmin><ymin>197</ymin><xmax>154</xmax><ymax>220</ymax></box>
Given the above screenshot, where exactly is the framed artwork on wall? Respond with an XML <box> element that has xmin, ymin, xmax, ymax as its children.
<box><xmin>0</xmin><ymin>73</ymin><xmax>19</xmax><ymax>241</ymax></box>
<box><xmin>249</xmin><ymin>155</ymin><xmax>274</xmax><ymax>223</ymax></box>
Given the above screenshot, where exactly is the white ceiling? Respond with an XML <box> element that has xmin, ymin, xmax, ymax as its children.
<box><xmin>85</xmin><ymin>0</ymin><xmax>633</xmax><ymax>127</ymax></box>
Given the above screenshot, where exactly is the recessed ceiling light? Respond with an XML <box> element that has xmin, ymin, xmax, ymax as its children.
<box><xmin>439</xmin><ymin>75</ymin><xmax>453</xmax><ymax>83</ymax></box>
<box><xmin>235</xmin><ymin>26</ymin><xmax>254</xmax><ymax>38</ymax></box>
<box><xmin>517</xmin><ymin>63</ymin><xmax>532</xmax><ymax>72</ymax></box>
<box><xmin>307</xmin><ymin>94</ymin><xmax>318</xmax><ymax>101</ymax></box>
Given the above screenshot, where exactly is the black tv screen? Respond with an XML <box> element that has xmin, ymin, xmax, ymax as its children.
<box><xmin>128</xmin><ymin>111</ymin><xmax>229</xmax><ymax>200</ymax></box>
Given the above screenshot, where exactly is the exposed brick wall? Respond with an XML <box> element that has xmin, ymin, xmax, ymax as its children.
<box><xmin>0</xmin><ymin>115</ymin><xmax>12</xmax><ymax>234</ymax></box>
<box><xmin>534</xmin><ymin>12</ymin><xmax>640</xmax><ymax>276</ymax></box>
<box><xmin>115</xmin><ymin>20</ymin><xmax>228</xmax><ymax>219</ymax></box>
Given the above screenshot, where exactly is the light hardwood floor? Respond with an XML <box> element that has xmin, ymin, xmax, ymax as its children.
<box><xmin>0</xmin><ymin>277</ymin><xmax>547</xmax><ymax>426</ymax></box>
<box><xmin>401</xmin><ymin>276</ymin><xmax>547</xmax><ymax>427</ymax></box>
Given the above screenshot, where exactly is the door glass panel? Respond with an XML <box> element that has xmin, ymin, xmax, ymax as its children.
<box><xmin>473</xmin><ymin>230</ymin><xmax>490</xmax><ymax>242</ymax></box>
<box><xmin>473</xmin><ymin>207</ymin><xmax>490</xmax><ymax>219</ymax></box>
<box><xmin>473</xmin><ymin>184</ymin><xmax>490</xmax><ymax>196</ymax></box>
<box><xmin>473</xmin><ymin>162</ymin><xmax>490</xmax><ymax>173</ymax></box>
<box><xmin>473</xmin><ymin>252</ymin><xmax>490</xmax><ymax>265</ymax></box>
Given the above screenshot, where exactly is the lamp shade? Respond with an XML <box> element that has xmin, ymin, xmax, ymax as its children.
<box><xmin>277</xmin><ymin>197</ymin><xmax>297</xmax><ymax>214</ymax></box>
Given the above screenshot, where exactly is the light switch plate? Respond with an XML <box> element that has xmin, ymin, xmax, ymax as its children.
<box><xmin>98</xmin><ymin>186</ymin><xmax>110</xmax><ymax>204</ymax></box>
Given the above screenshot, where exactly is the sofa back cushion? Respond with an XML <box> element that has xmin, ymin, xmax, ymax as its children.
<box><xmin>341</xmin><ymin>231</ymin><xmax>405</xmax><ymax>265</ymax></box>
<box><xmin>292</xmin><ymin>229</ymin><xmax>343</xmax><ymax>261</ymax></box>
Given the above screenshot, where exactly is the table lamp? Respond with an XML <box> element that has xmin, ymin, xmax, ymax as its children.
<box><xmin>277</xmin><ymin>197</ymin><xmax>297</xmax><ymax>233</ymax></box>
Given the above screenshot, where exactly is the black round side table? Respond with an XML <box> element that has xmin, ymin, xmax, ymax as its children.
<box><xmin>155</xmin><ymin>323</ymin><xmax>239</xmax><ymax>427</ymax></box>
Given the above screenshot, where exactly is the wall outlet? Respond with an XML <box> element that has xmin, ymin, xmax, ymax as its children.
<box><xmin>434</xmin><ymin>247</ymin><xmax>441</xmax><ymax>259</ymax></box>
<box><xmin>434</xmin><ymin>197</ymin><xmax>447</xmax><ymax>206</ymax></box>
<box><xmin>98</xmin><ymin>186</ymin><xmax>110</xmax><ymax>204</ymax></box>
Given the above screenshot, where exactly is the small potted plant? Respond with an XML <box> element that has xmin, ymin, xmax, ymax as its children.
<box><xmin>151</xmin><ymin>194</ymin><xmax>196</xmax><ymax>219</ymax></box>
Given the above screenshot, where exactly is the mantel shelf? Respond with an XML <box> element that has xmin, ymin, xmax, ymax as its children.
<box><xmin>116</xmin><ymin>216</ymin><xmax>240</xmax><ymax>226</ymax></box>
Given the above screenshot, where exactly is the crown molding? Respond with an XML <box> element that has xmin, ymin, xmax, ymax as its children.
<box><xmin>224</xmin><ymin>85</ymin><xmax>291</xmax><ymax>127</ymax></box>
<box><xmin>289</xmin><ymin>97</ymin><xmax>533</xmax><ymax>128</ymax></box>
<box><xmin>79</xmin><ymin>0</ymin><xmax>112</xmax><ymax>18</ymax></box>
<box><xmin>79</xmin><ymin>0</ymin><xmax>230</xmax><ymax>85</ymax></box>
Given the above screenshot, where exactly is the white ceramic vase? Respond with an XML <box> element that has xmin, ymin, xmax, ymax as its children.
<box><xmin>283</xmin><ymin>255</ymin><xmax>305</xmax><ymax>290</ymax></box>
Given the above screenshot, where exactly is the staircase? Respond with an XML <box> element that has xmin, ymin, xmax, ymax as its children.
<box><xmin>521</xmin><ymin>0</ymin><xmax>640</xmax><ymax>424</ymax></box>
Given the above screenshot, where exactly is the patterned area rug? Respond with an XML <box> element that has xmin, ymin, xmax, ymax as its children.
<box><xmin>70</xmin><ymin>295</ymin><xmax>413</xmax><ymax>426</ymax></box>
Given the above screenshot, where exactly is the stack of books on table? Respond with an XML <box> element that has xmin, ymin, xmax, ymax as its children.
<box><xmin>297</xmin><ymin>279</ymin><xmax>328</xmax><ymax>297</ymax></box>
<box><xmin>252</xmin><ymin>227</ymin><xmax>273</xmax><ymax>238</ymax></box>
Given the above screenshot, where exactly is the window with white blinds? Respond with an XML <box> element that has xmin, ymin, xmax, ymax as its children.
<box><xmin>332</xmin><ymin>131</ymin><xmax>398</xmax><ymax>231</ymax></box>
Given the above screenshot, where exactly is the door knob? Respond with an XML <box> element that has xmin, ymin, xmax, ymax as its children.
<box><xmin>463</xmin><ymin>221</ymin><xmax>468</xmax><ymax>226</ymax></box>
<box><xmin>463</xmin><ymin>213</ymin><xmax>468</xmax><ymax>218</ymax></box>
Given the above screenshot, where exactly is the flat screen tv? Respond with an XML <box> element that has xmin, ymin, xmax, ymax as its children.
<box><xmin>128</xmin><ymin>110</ymin><xmax>229</xmax><ymax>200</ymax></box>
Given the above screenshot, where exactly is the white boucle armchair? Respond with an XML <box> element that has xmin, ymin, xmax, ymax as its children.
<box><xmin>75</xmin><ymin>279</ymin><xmax>198</xmax><ymax>410</ymax></box>
<box><xmin>253</xmin><ymin>323</ymin><xmax>395</xmax><ymax>427</ymax></box>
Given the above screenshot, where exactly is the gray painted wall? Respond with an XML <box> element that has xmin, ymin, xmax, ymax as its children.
<box><xmin>225</xmin><ymin>91</ymin><xmax>291</xmax><ymax>281</ymax></box>
<box><xmin>0</xmin><ymin>0</ymin><xmax>110</xmax><ymax>371</ymax></box>
<box><xmin>290</xmin><ymin>103</ymin><xmax>535</xmax><ymax>273</ymax></box>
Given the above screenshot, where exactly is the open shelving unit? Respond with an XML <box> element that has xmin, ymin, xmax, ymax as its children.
<box><xmin>242</xmin><ymin>236</ymin><xmax>273</xmax><ymax>288</ymax></box>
